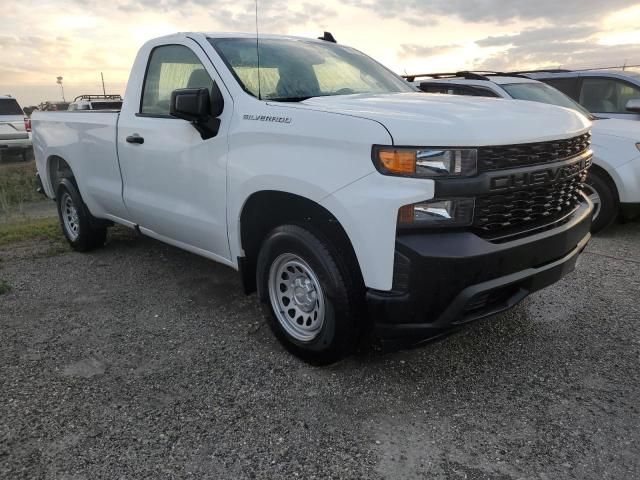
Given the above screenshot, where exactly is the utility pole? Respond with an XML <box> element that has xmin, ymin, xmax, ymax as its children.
<box><xmin>101</xmin><ymin>72</ymin><xmax>106</xmax><ymax>95</ymax></box>
<box><xmin>56</xmin><ymin>76</ymin><xmax>66</xmax><ymax>102</ymax></box>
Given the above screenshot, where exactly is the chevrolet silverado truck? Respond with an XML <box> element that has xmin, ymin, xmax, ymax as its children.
<box><xmin>32</xmin><ymin>33</ymin><xmax>593</xmax><ymax>364</ymax></box>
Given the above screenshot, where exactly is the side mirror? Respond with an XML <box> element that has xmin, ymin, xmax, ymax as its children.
<box><xmin>170</xmin><ymin>87</ymin><xmax>211</xmax><ymax>122</ymax></box>
<box><xmin>170</xmin><ymin>86</ymin><xmax>224</xmax><ymax>139</ymax></box>
<box><xmin>625</xmin><ymin>98</ymin><xmax>640</xmax><ymax>113</ymax></box>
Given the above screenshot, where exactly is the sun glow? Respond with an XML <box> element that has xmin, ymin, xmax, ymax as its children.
<box><xmin>603</xmin><ymin>4</ymin><xmax>640</xmax><ymax>30</ymax></box>
<box><xmin>599</xmin><ymin>31</ymin><xmax>640</xmax><ymax>46</ymax></box>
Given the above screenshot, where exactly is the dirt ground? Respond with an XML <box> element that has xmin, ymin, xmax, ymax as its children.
<box><xmin>1</xmin><ymin>214</ymin><xmax>639</xmax><ymax>479</ymax></box>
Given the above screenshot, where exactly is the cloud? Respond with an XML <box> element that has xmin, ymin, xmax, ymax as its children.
<box><xmin>344</xmin><ymin>0</ymin><xmax>635</xmax><ymax>25</ymax></box>
<box><xmin>112</xmin><ymin>0</ymin><xmax>337</xmax><ymax>30</ymax></box>
<box><xmin>470</xmin><ymin>24</ymin><xmax>640</xmax><ymax>70</ymax></box>
<box><xmin>476</xmin><ymin>25</ymin><xmax>597</xmax><ymax>48</ymax></box>
<box><xmin>398</xmin><ymin>43</ymin><xmax>462</xmax><ymax>59</ymax></box>
<box><xmin>212</xmin><ymin>2</ymin><xmax>337</xmax><ymax>32</ymax></box>
<box><xmin>477</xmin><ymin>40</ymin><xmax>640</xmax><ymax>71</ymax></box>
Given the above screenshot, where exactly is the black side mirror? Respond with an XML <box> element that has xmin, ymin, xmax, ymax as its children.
<box><xmin>170</xmin><ymin>86</ymin><xmax>224</xmax><ymax>139</ymax></box>
<box><xmin>170</xmin><ymin>87</ymin><xmax>210</xmax><ymax>121</ymax></box>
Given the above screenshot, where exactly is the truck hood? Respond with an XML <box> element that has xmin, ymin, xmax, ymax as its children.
<box><xmin>288</xmin><ymin>92</ymin><xmax>590</xmax><ymax>146</ymax></box>
<box><xmin>592</xmin><ymin>117</ymin><xmax>640</xmax><ymax>141</ymax></box>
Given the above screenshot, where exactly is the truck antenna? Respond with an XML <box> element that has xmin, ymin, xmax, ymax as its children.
<box><xmin>101</xmin><ymin>72</ymin><xmax>106</xmax><ymax>95</ymax></box>
<box><xmin>255</xmin><ymin>0</ymin><xmax>262</xmax><ymax>100</ymax></box>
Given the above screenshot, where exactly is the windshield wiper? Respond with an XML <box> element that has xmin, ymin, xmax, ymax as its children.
<box><xmin>267</xmin><ymin>96</ymin><xmax>315</xmax><ymax>102</ymax></box>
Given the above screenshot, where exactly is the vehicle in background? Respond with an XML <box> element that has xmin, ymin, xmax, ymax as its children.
<box><xmin>32</xmin><ymin>33</ymin><xmax>593</xmax><ymax>363</ymax></box>
<box><xmin>408</xmin><ymin>72</ymin><xmax>640</xmax><ymax>232</ymax></box>
<box><xmin>23</xmin><ymin>106</ymin><xmax>39</xmax><ymax>117</ymax></box>
<box><xmin>68</xmin><ymin>95</ymin><xmax>123</xmax><ymax>111</ymax></box>
<box><xmin>519</xmin><ymin>68</ymin><xmax>640</xmax><ymax>121</ymax></box>
<box><xmin>38</xmin><ymin>101</ymin><xmax>70</xmax><ymax>112</ymax></box>
<box><xmin>0</xmin><ymin>95</ymin><xmax>32</xmax><ymax>161</ymax></box>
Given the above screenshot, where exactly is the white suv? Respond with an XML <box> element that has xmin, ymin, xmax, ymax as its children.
<box><xmin>522</xmin><ymin>69</ymin><xmax>640</xmax><ymax>121</ymax></box>
<box><xmin>0</xmin><ymin>95</ymin><xmax>31</xmax><ymax>161</ymax></box>
<box><xmin>409</xmin><ymin>72</ymin><xmax>640</xmax><ymax>232</ymax></box>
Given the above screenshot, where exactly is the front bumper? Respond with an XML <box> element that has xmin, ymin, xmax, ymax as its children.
<box><xmin>369</xmin><ymin>201</ymin><xmax>592</xmax><ymax>339</ymax></box>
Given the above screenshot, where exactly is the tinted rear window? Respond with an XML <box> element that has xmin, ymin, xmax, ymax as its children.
<box><xmin>92</xmin><ymin>102</ymin><xmax>123</xmax><ymax>110</ymax></box>
<box><xmin>0</xmin><ymin>98</ymin><xmax>23</xmax><ymax>115</ymax></box>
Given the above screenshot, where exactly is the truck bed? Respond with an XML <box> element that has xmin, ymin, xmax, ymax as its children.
<box><xmin>31</xmin><ymin>111</ymin><xmax>128</xmax><ymax>220</ymax></box>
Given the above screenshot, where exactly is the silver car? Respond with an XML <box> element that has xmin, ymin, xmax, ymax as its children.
<box><xmin>0</xmin><ymin>95</ymin><xmax>31</xmax><ymax>161</ymax></box>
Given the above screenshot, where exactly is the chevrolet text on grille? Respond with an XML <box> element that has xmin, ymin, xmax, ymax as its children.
<box><xmin>489</xmin><ymin>152</ymin><xmax>592</xmax><ymax>192</ymax></box>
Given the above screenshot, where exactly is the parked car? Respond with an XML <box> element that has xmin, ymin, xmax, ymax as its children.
<box><xmin>409</xmin><ymin>72</ymin><xmax>640</xmax><ymax>232</ymax></box>
<box><xmin>68</xmin><ymin>95</ymin><xmax>123</xmax><ymax>111</ymax></box>
<box><xmin>520</xmin><ymin>69</ymin><xmax>640</xmax><ymax>121</ymax></box>
<box><xmin>0</xmin><ymin>95</ymin><xmax>32</xmax><ymax>161</ymax></box>
<box><xmin>32</xmin><ymin>33</ymin><xmax>593</xmax><ymax>363</ymax></box>
<box><xmin>38</xmin><ymin>101</ymin><xmax>70</xmax><ymax>111</ymax></box>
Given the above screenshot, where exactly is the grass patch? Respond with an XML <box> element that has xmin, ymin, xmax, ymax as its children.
<box><xmin>0</xmin><ymin>279</ymin><xmax>11</xmax><ymax>295</ymax></box>
<box><xmin>0</xmin><ymin>217</ymin><xmax>62</xmax><ymax>246</ymax></box>
<box><xmin>0</xmin><ymin>161</ymin><xmax>40</xmax><ymax>211</ymax></box>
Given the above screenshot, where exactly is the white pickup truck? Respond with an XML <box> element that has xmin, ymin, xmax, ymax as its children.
<box><xmin>33</xmin><ymin>33</ymin><xmax>593</xmax><ymax>363</ymax></box>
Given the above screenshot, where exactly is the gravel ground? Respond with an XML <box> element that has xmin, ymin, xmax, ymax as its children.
<box><xmin>1</xmin><ymin>220</ymin><xmax>639</xmax><ymax>479</ymax></box>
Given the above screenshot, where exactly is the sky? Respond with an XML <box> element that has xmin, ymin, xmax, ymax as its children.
<box><xmin>1</xmin><ymin>0</ymin><xmax>639</xmax><ymax>106</ymax></box>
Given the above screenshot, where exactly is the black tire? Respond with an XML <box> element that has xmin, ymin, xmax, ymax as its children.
<box><xmin>56</xmin><ymin>178</ymin><xmax>107</xmax><ymax>252</ymax></box>
<box><xmin>256</xmin><ymin>225</ymin><xmax>364</xmax><ymax>365</ymax></box>
<box><xmin>585</xmin><ymin>169</ymin><xmax>618</xmax><ymax>233</ymax></box>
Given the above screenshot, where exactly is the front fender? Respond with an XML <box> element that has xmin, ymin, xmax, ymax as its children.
<box><xmin>226</xmin><ymin>105</ymin><xmax>392</xmax><ymax>267</ymax></box>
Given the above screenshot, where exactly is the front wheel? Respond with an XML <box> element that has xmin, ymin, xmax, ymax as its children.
<box><xmin>256</xmin><ymin>225</ymin><xmax>363</xmax><ymax>364</ymax></box>
<box><xmin>584</xmin><ymin>170</ymin><xmax>618</xmax><ymax>233</ymax></box>
<box><xmin>56</xmin><ymin>178</ymin><xmax>107</xmax><ymax>252</ymax></box>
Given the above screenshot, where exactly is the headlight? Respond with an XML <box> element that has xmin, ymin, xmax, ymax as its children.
<box><xmin>373</xmin><ymin>146</ymin><xmax>477</xmax><ymax>178</ymax></box>
<box><xmin>398</xmin><ymin>198</ymin><xmax>475</xmax><ymax>227</ymax></box>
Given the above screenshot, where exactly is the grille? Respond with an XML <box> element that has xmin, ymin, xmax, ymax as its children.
<box><xmin>474</xmin><ymin>174</ymin><xmax>585</xmax><ymax>236</ymax></box>
<box><xmin>477</xmin><ymin>133</ymin><xmax>591</xmax><ymax>172</ymax></box>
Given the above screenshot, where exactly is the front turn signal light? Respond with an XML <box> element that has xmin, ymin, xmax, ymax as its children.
<box><xmin>378</xmin><ymin>149</ymin><xmax>417</xmax><ymax>175</ymax></box>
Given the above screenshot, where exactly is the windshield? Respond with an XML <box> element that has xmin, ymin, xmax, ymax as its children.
<box><xmin>0</xmin><ymin>98</ymin><xmax>24</xmax><ymax>116</ymax></box>
<box><xmin>502</xmin><ymin>82</ymin><xmax>594</xmax><ymax>118</ymax></box>
<box><xmin>210</xmin><ymin>38</ymin><xmax>415</xmax><ymax>101</ymax></box>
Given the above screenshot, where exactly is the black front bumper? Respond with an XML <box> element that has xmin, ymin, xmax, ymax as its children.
<box><xmin>369</xmin><ymin>201</ymin><xmax>592</xmax><ymax>339</ymax></box>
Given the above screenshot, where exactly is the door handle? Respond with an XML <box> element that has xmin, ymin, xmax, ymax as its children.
<box><xmin>126</xmin><ymin>134</ymin><xmax>144</xmax><ymax>144</ymax></box>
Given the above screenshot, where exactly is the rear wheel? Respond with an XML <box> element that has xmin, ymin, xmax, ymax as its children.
<box><xmin>584</xmin><ymin>169</ymin><xmax>618</xmax><ymax>233</ymax></box>
<box><xmin>56</xmin><ymin>178</ymin><xmax>107</xmax><ymax>251</ymax></box>
<box><xmin>256</xmin><ymin>225</ymin><xmax>363</xmax><ymax>364</ymax></box>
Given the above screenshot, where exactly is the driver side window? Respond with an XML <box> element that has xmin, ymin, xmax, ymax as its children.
<box><xmin>141</xmin><ymin>44</ymin><xmax>214</xmax><ymax>116</ymax></box>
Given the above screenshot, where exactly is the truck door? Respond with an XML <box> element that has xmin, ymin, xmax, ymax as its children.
<box><xmin>117</xmin><ymin>40</ymin><xmax>232</xmax><ymax>263</ymax></box>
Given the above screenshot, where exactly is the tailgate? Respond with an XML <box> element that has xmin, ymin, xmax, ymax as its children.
<box><xmin>0</xmin><ymin>117</ymin><xmax>28</xmax><ymax>140</ymax></box>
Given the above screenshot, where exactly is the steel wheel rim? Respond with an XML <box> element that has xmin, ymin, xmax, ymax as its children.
<box><xmin>268</xmin><ymin>253</ymin><xmax>325</xmax><ymax>342</ymax></box>
<box><xmin>61</xmin><ymin>192</ymin><xmax>80</xmax><ymax>241</ymax></box>
<box><xmin>583</xmin><ymin>183</ymin><xmax>602</xmax><ymax>221</ymax></box>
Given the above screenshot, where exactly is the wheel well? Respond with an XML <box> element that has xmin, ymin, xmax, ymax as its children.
<box><xmin>238</xmin><ymin>191</ymin><xmax>363</xmax><ymax>294</ymax></box>
<box><xmin>589</xmin><ymin>163</ymin><xmax>619</xmax><ymax>203</ymax></box>
<box><xmin>47</xmin><ymin>156</ymin><xmax>75</xmax><ymax>197</ymax></box>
